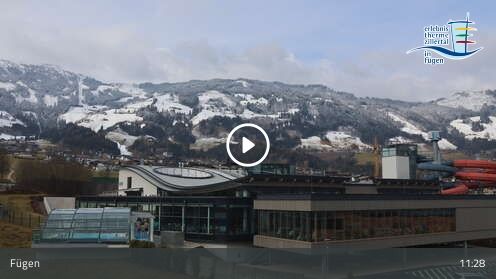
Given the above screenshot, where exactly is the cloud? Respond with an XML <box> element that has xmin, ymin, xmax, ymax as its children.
<box><xmin>0</xmin><ymin>2</ymin><xmax>495</xmax><ymax>102</ymax></box>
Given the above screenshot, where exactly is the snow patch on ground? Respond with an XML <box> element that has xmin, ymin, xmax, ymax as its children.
<box><xmin>288</xmin><ymin>108</ymin><xmax>300</xmax><ymax>114</ymax></box>
<box><xmin>299</xmin><ymin>136</ymin><xmax>332</xmax><ymax>151</ymax></box>
<box><xmin>235</xmin><ymin>80</ymin><xmax>249</xmax><ymax>88</ymax></box>
<box><xmin>199</xmin><ymin>90</ymin><xmax>235</xmax><ymax>107</ymax></box>
<box><xmin>235</xmin><ymin>93</ymin><xmax>268</xmax><ymax>106</ymax></box>
<box><xmin>325</xmin><ymin>131</ymin><xmax>371</xmax><ymax>150</ymax></box>
<box><xmin>240</xmin><ymin>109</ymin><xmax>278</xmax><ymax>119</ymax></box>
<box><xmin>0</xmin><ymin>81</ymin><xmax>16</xmax><ymax>91</ymax></box>
<box><xmin>153</xmin><ymin>93</ymin><xmax>192</xmax><ymax>114</ymax></box>
<box><xmin>123</xmin><ymin>98</ymin><xmax>154</xmax><ymax>112</ymax></box>
<box><xmin>388</xmin><ymin>112</ymin><xmax>457</xmax><ymax>150</ymax></box>
<box><xmin>77</xmin><ymin>78</ymin><xmax>87</xmax><ymax>105</ymax></box>
<box><xmin>0</xmin><ymin>111</ymin><xmax>25</xmax><ymax>127</ymax></box>
<box><xmin>0</xmin><ymin>133</ymin><xmax>18</xmax><ymax>140</ymax></box>
<box><xmin>43</xmin><ymin>95</ymin><xmax>58</xmax><ymax>107</ymax></box>
<box><xmin>116</xmin><ymin>142</ymin><xmax>132</xmax><ymax>156</ymax></box>
<box><xmin>388</xmin><ymin>136</ymin><xmax>413</xmax><ymax>144</ymax></box>
<box><xmin>59</xmin><ymin>105</ymin><xmax>107</xmax><ymax>124</ymax></box>
<box><xmin>92</xmin><ymin>85</ymin><xmax>114</xmax><ymax>95</ymax></box>
<box><xmin>123</xmin><ymin>93</ymin><xmax>192</xmax><ymax>114</ymax></box>
<box><xmin>105</xmin><ymin>130</ymin><xmax>138</xmax><ymax>146</ymax></box>
<box><xmin>192</xmin><ymin>91</ymin><xmax>283</xmax><ymax>125</ymax></box>
<box><xmin>192</xmin><ymin>91</ymin><xmax>237</xmax><ymax>125</ymax></box>
<box><xmin>387</xmin><ymin>112</ymin><xmax>427</xmax><ymax>139</ymax></box>
<box><xmin>450</xmin><ymin>116</ymin><xmax>496</xmax><ymax>140</ymax></box>
<box><xmin>59</xmin><ymin>105</ymin><xmax>141</xmax><ymax>132</ymax></box>
<box><xmin>438</xmin><ymin>139</ymin><xmax>457</xmax><ymax>150</ymax></box>
<box><xmin>78</xmin><ymin>110</ymin><xmax>142</xmax><ymax>132</ymax></box>
<box><xmin>191</xmin><ymin>109</ymin><xmax>235</xmax><ymax>125</ymax></box>
<box><xmin>191</xmin><ymin>107</ymin><xmax>278</xmax><ymax>125</ymax></box>
<box><xmin>117</xmin><ymin>84</ymin><xmax>148</xmax><ymax>98</ymax></box>
<box><xmin>437</xmin><ymin>91</ymin><xmax>495</xmax><ymax>111</ymax></box>
<box><xmin>117</xmin><ymin>96</ymin><xmax>135</xmax><ymax>103</ymax></box>
<box><xmin>105</xmin><ymin>130</ymin><xmax>138</xmax><ymax>156</ymax></box>
<box><xmin>191</xmin><ymin>137</ymin><xmax>225</xmax><ymax>150</ymax></box>
<box><xmin>11</xmin><ymin>82</ymin><xmax>38</xmax><ymax>104</ymax></box>
<box><xmin>299</xmin><ymin>132</ymin><xmax>371</xmax><ymax>151</ymax></box>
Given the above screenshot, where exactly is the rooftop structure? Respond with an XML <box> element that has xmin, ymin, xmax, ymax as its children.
<box><xmin>381</xmin><ymin>144</ymin><xmax>417</xmax><ymax>179</ymax></box>
<box><xmin>118</xmin><ymin>165</ymin><xmax>246</xmax><ymax>195</ymax></box>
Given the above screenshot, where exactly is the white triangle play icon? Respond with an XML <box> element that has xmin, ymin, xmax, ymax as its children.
<box><xmin>242</xmin><ymin>137</ymin><xmax>255</xmax><ymax>153</ymax></box>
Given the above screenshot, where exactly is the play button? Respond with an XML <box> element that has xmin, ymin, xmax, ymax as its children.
<box><xmin>226</xmin><ymin>123</ymin><xmax>270</xmax><ymax>167</ymax></box>
<box><xmin>242</xmin><ymin>137</ymin><xmax>255</xmax><ymax>153</ymax></box>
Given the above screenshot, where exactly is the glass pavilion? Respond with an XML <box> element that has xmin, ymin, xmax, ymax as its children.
<box><xmin>40</xmin><ymin>208</ymin><xmax>132</xmax><ymax>243</ymax></box>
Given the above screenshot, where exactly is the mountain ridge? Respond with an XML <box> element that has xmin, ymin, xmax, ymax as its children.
<box><xmin>0</xmin><ymin>59</ymin><xmax>494</xmax><ymax>156</ymax></box>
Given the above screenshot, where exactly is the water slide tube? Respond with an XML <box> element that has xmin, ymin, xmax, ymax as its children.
<box><xmin>440</xmin><ymin>159</ymin><xmax>496</xmax><ymax>194</ymax></box>
<box><xmin>417</xmin><ymin>160</ymin><xmax>496</xmax><ymax>194</ymax></box>
<box><xmin>455</xmin><ymin>172</ymin><xmax>496</xmax><ymax>182</ymax></box>
<box><xmin>417</xmin><ymin>162</ymin><xmax>457</xmax><ymax>173</ymax></box>
<box><xmin>417</xmin><ymin>162</ymin><xmax>457</xmax><ymax>178</ymax></box>
<box><xmin>440</xmin><ymin>184</ymin><xmax>469</xmax><ymax>195</ymax></box>
<box><xmin>452</xmin><ymin>159</ymin><xmax>496</xmax><ymax>169</ymax></box>
<box><xmin>450</xmin><ymin>160</ymin><xmax>496</xmax><ymax>182</ymax></box>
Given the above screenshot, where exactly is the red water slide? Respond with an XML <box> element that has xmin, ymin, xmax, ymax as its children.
<box><xmin>453</xmin><ymin>159</ymin><xmax>496</xmax><ymax>170</ymax></box>
<box><xmin>455</xmin><ymin>172</ymin><xmax>496</xmax><ymax>182</ymax></box>
<box><xmin>453</xmin><ymin>160</ymin><xmax>496</xmax><ymax>182</ymax></box>
<box><xmin>441</xmin><ymin>160</ymin><xmax>496</xmax><ymax>195</ymax></box>
<box><xmin>441</xmin><ymin>184</ymin><xmax>469</xmax><ymax>195</ymax></box>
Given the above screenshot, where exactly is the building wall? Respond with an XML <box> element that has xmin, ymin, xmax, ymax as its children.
<box><xmin>255</xmin><ymin>199</ymin><xmax>496</xmax><ymax>211</ymax></box>
<box><xmin>456</xmin><ymin>207</ymin><xmax>496</xmax><ymax>232</ymax></box>
<box><xmin>382</xmin><ymin>156</ymin><xmax>410</xmax><ymax>179</ymax></box>
<box><xmin>254</xmin><ymin>198</ymin><xmax>496</xmax><ymax>249</ymax></box>
<box><xmin>118</xmin><ymin>169</ymin><xmax>158</xmax><ymax>196</ymax></box>
<box><xmin>254</xmin><ymin>230</ymin><xmax>496</xmax><ymax>250</ymax></box>
<box><xmin>43</xmin><ymin>197</ymin><xmax>76</xmax><ymax>213</ymax></box>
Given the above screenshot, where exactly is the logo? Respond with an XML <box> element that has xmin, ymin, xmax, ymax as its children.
<box><xmin>407</xmin><ymin>13</ymin><xmax>483</xmax><ymax>65</ymax></box>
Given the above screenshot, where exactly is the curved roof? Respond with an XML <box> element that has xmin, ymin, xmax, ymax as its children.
<box><xmin>41</xmin><ymin>207</ymin><xmax>131</xmax><ymax>243</ymax></box>
<box><xmin>123</xmin><ymin>165</ymin><xmax>247</xmax><ymax>193</ymax></box>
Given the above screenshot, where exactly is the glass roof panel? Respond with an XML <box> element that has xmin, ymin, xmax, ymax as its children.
<box><xmin>39</xmin><ymin>207</ymin><xmax>132</xmax><ymax>243</ymax></box>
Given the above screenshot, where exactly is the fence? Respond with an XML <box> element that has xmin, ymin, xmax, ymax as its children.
<box><xmin>0</xmin><ymin>204</ymin><xmax>45</xmax><ymax>229</ymax></box>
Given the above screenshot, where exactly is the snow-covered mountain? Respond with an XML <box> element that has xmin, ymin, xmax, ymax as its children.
<box><xmin>0</xmin><ymin>59</ymin><xmax>494</xmax><ymax>155</ymax></box>
<box><xmin>435</xmin><ymin>90</ymin><xmax>496</xmax><ymax>111</ymax></box>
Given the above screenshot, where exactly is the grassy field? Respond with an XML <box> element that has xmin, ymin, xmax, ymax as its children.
<box><xmin>0</xmin><ymin>194</ymin><xmax>44</xmax><ymax>248</ymax></box>
<box><xmin>0</xmin><ymin>194</ymin><xmax>43</xmax><ymax>213</ymax></box>
<box><xmin>0</xmin><ymin>221</ymin><xmax>32</xmax><ymax>247</ymax></box>
<box><xmin>354</xmin><ymin>152</ymin><xmax>376</xmax><ymax>165</ymax></box>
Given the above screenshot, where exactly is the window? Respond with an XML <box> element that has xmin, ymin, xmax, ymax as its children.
<box><xmin>127</xmin><ymin>177</ymin><xmax>132</xmax><ymax>189</ymax></box>
<box><xmin>41</xmin><ymin>208</ymin><xmax>131</xmax><ymax>243</ymax></box>
<box><xmin>256</xmin><ymin>208</ymin><xmax>456</xmax><ymax>242</ymax></box>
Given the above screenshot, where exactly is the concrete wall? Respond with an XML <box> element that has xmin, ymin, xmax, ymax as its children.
<box><xmin>254</xmin><ymin>230</ymin><xmax>496</xmax><ymax>250</ymax></box>
<box><xmin>456</xmin><ymin>207</ymin><xmax>496</xmax><ymax>232</ymax></box>
<box><xmin>118</xmin><ymin>169</ymin><xmax>158</xmax><ymax>196</ymax></box>
<box><xmin>43</xmin><ymin>197</ymin><xmax>75</xmax><ymax>213</ymax></box>
<box><xmin>382</xmin><ymin>156</ymin><xmax>410</xmax><ymax>179</ymax></box>
<box><xmin>255</xmin><ymin>199</ymin><xmax>496</xmax><ymax>211</ymax></box>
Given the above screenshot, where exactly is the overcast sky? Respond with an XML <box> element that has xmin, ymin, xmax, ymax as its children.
<box><xmin>1</xmin><ymin>0</ymin><xmax>495</xmax><ymax>101</ymax></box>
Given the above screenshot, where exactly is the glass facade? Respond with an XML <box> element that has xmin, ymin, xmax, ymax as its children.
<box><xmin>41</xmin><ymin>208</ymin><xmax>130</xmax><ymax>243</ymax></box>
<box><xmin>256</xmin><ymin>208</ymin><xmax>456</xmax><ymax>242</ymax></box>
<box><xmin>76</xmin><ymin>197</ymin><xmax>253</xmax><ymax>240</ymax></box>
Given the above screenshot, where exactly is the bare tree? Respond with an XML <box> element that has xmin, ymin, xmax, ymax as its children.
<box><xmin>0</xmin><ymin>148</ymin><xmax>9</xmax><ymax>180</ymax></box>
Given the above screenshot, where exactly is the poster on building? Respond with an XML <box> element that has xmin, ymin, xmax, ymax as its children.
<box><xmin>134</xmin><ymin>217</ymin><xmax>150</xmax><ymax>241</ymax></box>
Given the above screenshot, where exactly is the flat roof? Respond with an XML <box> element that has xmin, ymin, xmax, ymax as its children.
<box><xmin>76</xmin><ymin>195</ymin><xmax>253</xmax><ymax>205</ymax></box>
<box><xmin>256</xmin><ymin>194</ymin><xmax>496</xmax><ymax>201</ymax></box>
